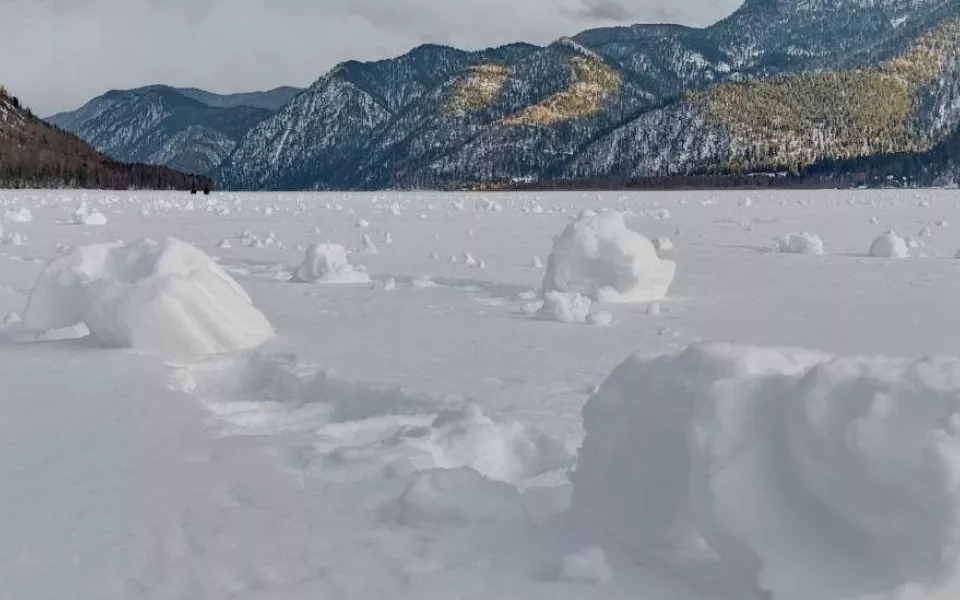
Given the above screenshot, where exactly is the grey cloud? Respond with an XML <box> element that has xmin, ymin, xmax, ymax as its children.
<box><xmin>0</xmin><ymin>0</ymin><xmax>743</xmax><ymax>116</ymax></box>
<box><xmin>579</xmin><ymin>0</ymin><xmax>635</xmax><ymax>21</ymax></box>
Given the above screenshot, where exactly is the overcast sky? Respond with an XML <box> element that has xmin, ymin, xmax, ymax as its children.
<box><xmin>2</xmin><ymin>0</ymin><xmax>742</xmax><ymax>116</ymax></box>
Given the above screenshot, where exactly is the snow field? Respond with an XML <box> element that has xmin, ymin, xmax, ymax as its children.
<box><xmin>4</xmin><ymin>189</ymin><xmax>960</xmax><ymax>600</ymax></box>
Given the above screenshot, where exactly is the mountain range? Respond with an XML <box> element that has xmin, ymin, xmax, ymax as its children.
<box><xmin>0</xmin><ymin>87</ymin><xmax>208</xmax><ymax>190</ymax></box>
<box><xmin>47</xmin><ymin>86</ymin><xmax>301</xmax><ymax>176</ymax></box>
<box><xmin>46</xmin><ymin>0</ymin><xmax>960</xmax><ymax>190</ymax></box>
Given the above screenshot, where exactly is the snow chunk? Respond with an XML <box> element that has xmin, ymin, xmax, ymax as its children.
<box><xmin>573</xmin><ymin>344</ymin><xmax>960</xmax><ymax>600</ymax></box>
<box><xmin>773</xmin><ymin>232</ymin><xmax>825</xmax><ymax>255</ymax></box>
<box><xmin>869</xmin><ymin>232</ymin><xmax>910</xmax><ymax>258</ymax></box>
<box><xmin>23</xmin><ymin>238</ymin><xmax>274</xmax><ymax>356</ymax></box>
<box><xmin>537</xmin><ymin>291</ymin><xmax>592</xmax><ymax>324</ymax></box>
<box><xmin>417</xmin><ymin>403</ymin><xmax>572</xmax><ymax>483</ymax></box>
<box><xmin>1</xmin><ymin>231</ymin><xmax>25</xmax><ymax>246</ymax></box>
<box><xmin>653</xmin><ymin>237</ymin><xmax>674</xmax><ymax>252</ymax></box>
<box><xmin>291</xmin><ymin>243</ymin><xmax>371</xmax><ymax>284</ymax></box>
<box><xmin>72</xmin><ymin>204</ymin><xmax>108</xmax><ymax>226</ymax></box>
<box><xmin>559</xmin><ymin>547</ymin><xmax>613</xmax><ymax>586</ymax></box>
<box><xmin>357</xmin><ymin>233</ymin><xmax>379</xmax><ymax>254</ymax></box>
<box><xmin>394</xmin><ymin>468</ymin><xmax>528</xmax><ymax>528</ymax></box>
<box><xmin>543</xmin><ymin>211</ymin><xmax>676</xmax><ymax>302</ymax></box>
<box><xmin>3</xmin><ymin>208</ymin><xmax>32</xmax><ymax>223</ymax></box>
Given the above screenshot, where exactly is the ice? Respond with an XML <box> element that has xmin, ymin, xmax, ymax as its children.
<box><xmin>774</xmin><ymin>232</ymin><xmax>825</xmax><ymax>255</ymax></box>
<box><xmin>22</xmin><ymin>238</ymin><xmax>274</xmax><ymax>355</ymax></box>
<box><xmin>869</xmin><ymin>232</ymin><xmax>911</xmax><ymax>258</ymax></box>
<box><xmin>574</xmin><ymin>343</ymin><xmax>960</xmax><ymax>600</ymax></box>
<box><xmin>291</xmin><ymin>243</ymin><xmax>371</xmax><ymax>284</ymax></box>
<box><xmin>542</xmin><ymin>210</ymin><xmax>676</xmax><ymax>302</ymax></box>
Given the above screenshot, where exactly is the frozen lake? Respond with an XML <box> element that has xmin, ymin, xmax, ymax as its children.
<box><xmin>3</xmin><ymin>188</ymin><xmax>960</xmax><ymax>599</ymax></box>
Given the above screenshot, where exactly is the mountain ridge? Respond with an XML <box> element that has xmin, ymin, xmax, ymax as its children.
<box><xmin>46</xmin><ymin>85</ymin><xmax>301</xmax><ymax>176</ymax></box>
<box><xmin>0</xmin><ymin>86</ymin><xmax>209</xmax><ymax>190</ymax></box>
<box><xmin>211</xmin><ymin>0</ymin><xmax>960</xmax><ymax>190</ymax></box>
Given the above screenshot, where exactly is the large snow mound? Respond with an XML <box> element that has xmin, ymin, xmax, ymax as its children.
<box><xmin>291</xmin><ymin>243</ymin><xmax>371</xmax><ymax>284</ymax></box>
<box><xmin>542</xmin><ymin>211</ymin><xmax>676</xmax><ymax>302</ymax></box>
<box><xmin>869</xmin><ymin>232</ymin><xmax>910</xmax><ymax>258</ymax></box>
<box><xmin>23</xmin><ymin>238</ymin><xmax>274</xmax><ymax>355</ymax></box>
<box><xmin>573</xmin><ymin>344</ymin><xmax>960</xmax><ymax>600</ymax></box>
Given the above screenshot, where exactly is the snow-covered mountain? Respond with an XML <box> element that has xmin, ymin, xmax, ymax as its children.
<box><xmin>0</xmin><ymin>86</ymin><xmax>208</xmax><ymax>190</ymax></box>
<box><xmin>47</xmin><ymin>86</ymin><xmax>300</xmax><ymax>175</ymax></box>
<box><xmin>210</xmin><ymin>0</ymin><xmax>960</xmax><ymax>189</ymax></box>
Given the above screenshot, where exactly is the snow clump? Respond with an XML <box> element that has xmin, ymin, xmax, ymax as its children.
<box><xmin>537</xmin><ymin>291</ymin><xmax>592</xmax><ymax>324</ymax></box>
<box><xmin>72</xmin><ymin>203</ymin><xmax>108</xmax><ymax>226</ymax></box>
<box><xmin>543</xmin><ymin>211</ymin><xmax>675</xmax><ymax>302</ymax></box>
<box><xmin>291</xmin><ymin>243</ymin><xmax>371</xmax><ymax>284</ymax></box>
<box><xmin>869</xmin><ymin>232</ymin><xmax>910</xmax><ymax>258</ymax></box>
<box><xmin>773</xmin><ymin>232</ymin><xmax>825</xmax><ymax>255</ymax></box>
<box><xmin>3</xmin><ymin>207</ymin><xmax>32</xmax><ymax>223</ymax></box>
<box><xmin>653</xmin><ymin>237</ymin><xmax>674</xmax><ymax>252</ymax></box>
<box><xmin>357</xmin><ymin>233</ymin><xmax>379</xmax><ymax>254</ymax></box>
<box><xmin>1</xmin><ymin>231</ymin><xmax>25</xmax><ymax>246</ymax></box>
<box><xmin>587</xmin><ymin>311</ymin><xmax>613</xmax><ymax>326</ymax></box>
<box><xmin>573</xmin><ymin>343</ymin><xmax>960</xmax><ymax>600</ymax></box>
<box><xmin>22</xmin><ymin>238</ymin><xmax>274</xmax><ymax>355</ymax></box>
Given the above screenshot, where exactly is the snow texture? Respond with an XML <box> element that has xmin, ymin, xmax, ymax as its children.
<box><xmin>573</xmin><ymin>343</ymin><xmax>960</xmax><ymax>600</ymax></box>
<box><xmin>22</xmin><ymin>238</ymin><xmax>274</xmax><ymax>355</ymax></box>
<box><xmin>393</xmin><ymin>468</ymin><xmax>528</xmax><ymax>528</ymax></box>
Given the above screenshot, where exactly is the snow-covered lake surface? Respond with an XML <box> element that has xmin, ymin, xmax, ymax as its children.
<box><xmin>3</xmin><ymin>189</ymin><xmax>960</xmax><ymax>599</ymax></box>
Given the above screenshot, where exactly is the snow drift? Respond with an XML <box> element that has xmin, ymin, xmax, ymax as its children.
<box><xmin>572</xmin><ymin>343</ymin><xmax>960</xmax><ymax>600</ymax></box>
<box><xmin>291</xmin><ymin>243</ymin><xmax>371</xmax><ymax>284</ymax></box>
<box><xmin>23</xmin><ymin>238</ymin><xmax>274</xmax><ymax>355</ymax></box>
<box><xmin>542</xmin><ymin>211</ymin><xmax>675</xmax><ymax>302</ymax></box>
